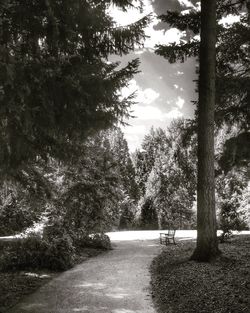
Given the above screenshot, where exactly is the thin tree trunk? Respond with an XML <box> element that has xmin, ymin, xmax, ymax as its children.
<box><xmin>191</xmin><ymin>0</ymin><xmax>220</xmax><ymax>261</ymax></box>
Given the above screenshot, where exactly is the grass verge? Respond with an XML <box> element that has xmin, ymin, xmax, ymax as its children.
<box><xmin>151</xmin><ymin>235</ymin><xmax>250</xmax><ymax>313</ymax></box>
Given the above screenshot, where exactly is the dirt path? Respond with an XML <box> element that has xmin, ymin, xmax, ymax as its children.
<box><xmin>8</xmin><ymin>239</ymin><xmax>161</xmax><ymax>313</ymax></box>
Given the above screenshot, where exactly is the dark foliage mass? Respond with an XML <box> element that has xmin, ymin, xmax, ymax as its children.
<box><xmin>0</xmin><ymin>0</ymin><xmax>147</xmax><ymax>271</ymax></box>
<box><xmin>0</xmin><ymin>0</ymin><xmax>149</xmax><ymax>173</ymax></box>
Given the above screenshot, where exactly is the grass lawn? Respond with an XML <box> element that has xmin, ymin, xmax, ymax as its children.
<box><xmin>0</xmin><ymin>248</ymin><xmax>104</xmax><ymax>313</ymax></box>
<box><xmin>151</xmin><ymin>235</ymin><xmax>250</xmax><ymax>313</ymax></box>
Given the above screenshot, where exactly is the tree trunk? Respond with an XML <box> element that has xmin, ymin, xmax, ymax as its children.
<box><xmin>191</xmin><ymin>0</ymin><xmax>220</xmax><ymax>261</ymax></box>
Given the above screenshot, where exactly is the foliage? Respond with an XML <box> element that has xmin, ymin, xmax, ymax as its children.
<box><xmin>134</xmin><ymin>127</ymin><xmax>169</xmax><ymax>196</ymax></box>
<box><xmin>0</xmin><ymin>232</ymin><xmax>75</xmax><ymax>271</ymax></box>
<box><xmin>0</xmin><ymin>171</ymin><xmax>51</xmax><ymax>235</ymax></box>
<box><xmin>217</xmin><ymin>171</ymin><xmax>249</xmax><ymax>240</ymax></box>
<box><xmin>108</xmin><ymin>128</ymin><xmax>139</xmax><ymax>228</ymax></box>
<box><xmin>155</xmin><ymin>0</ymin><xmax>250</xmax><ymax>129</ymax></box>
<box><xmin>84</xmin><ymin>233</ymin><xmax>112</xmax><ymax>250</ymax></box>
<box><xmin>53</xmin><ymin>131</ymin><xmax>123</xmax><ymax>234</ymax></box>
<box><xmin>140</xmin><ymin>197</ymin><xmax>159</xmax><ymax>230</ymax></box>
<box><xmin>218</xmin><ymin>132</ymin><xmax>250</xmax><ymax>173</ymax></box>
<box><xmin>118</xmin><ymin>197</ymin><xmax>137</xmax><ymax>229</ymax></box>
<box><xmin>134</xmin><ymin>121</ymin><xmax>197</xmax><ymax>230</ymax></box>
<box><xmin>0</xmin><ymin>0</ymin><xmax>150</xmax><ymax>174</ymax></box>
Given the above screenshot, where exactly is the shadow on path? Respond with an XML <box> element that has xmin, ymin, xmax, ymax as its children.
<box><xmin>8</xmin><ymin>239</ymin><xmax>161</xmax><ymax>313</ymax></box>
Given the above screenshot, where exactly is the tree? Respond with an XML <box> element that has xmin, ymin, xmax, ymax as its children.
<box><xmin>134</xmin><ymin>122</ymin><xmax>196</xmax><ymax>230</ymax></box>
<box><xmin>50</xmin><ymin>131</ymin><xmax>123</xmax><ymax>234</ymax></box>
<box><xmin>108</xmin><ymin>128</ymin><xmax>139</xmax><ymax>229</ymax></box>
<box><xmin>155</xmin><ymin>0</ymin><xmax>250</xmax><ymax>129</ymax></box>
<box><xmin>217</xmin><ymin>170</ymin><xmax>249</xmax><ymax>241</ymax></box>
<box><xmin>0</xmin><ymin>0</ymin><xmax>150</xmax><ymax>175</ymax></box>
<box><xmin>134</xmin><ymin>127</ymin><xmax>168</xmax><ymax>196</ymax></box>
<box><xmin>144</xmin><ymin>121</ymin><xmax>197</xmax><ymax>230</ymax></box>
<box><xmin>155</xmin><ymin>0</ymin><xmax>250</xmax><ymax>260</ymax></box>
<box><xmin>191</xmin><ymin>0</ymin><xmax>220</xmax><ymax>261</ymax></box>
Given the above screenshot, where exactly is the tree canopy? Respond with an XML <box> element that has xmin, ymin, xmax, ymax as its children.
<box><xmin>155</xmin><ymin>0</ymin><xmax>250</xmax><ymax>129</ymax></box>
<box><xmin>0</xmin><ymin>0</ymin><xmax>150</xmax><ymax>174</ymax></box>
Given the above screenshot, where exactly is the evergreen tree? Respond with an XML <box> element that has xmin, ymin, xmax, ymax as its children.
<box><xmin>144</xmin><ymin>121</ymin><xmax>196</xmax><ymax>230</ymax></box>
<box><xmin>108</xmin><ymin>127</ymin><xmax>139</xmax><ymax>228</ymax></box>
<box><xmin>0</xmin><ymin>0</ymin><xmax>150</xmax><ymax>174</ymax></box>
<box><xmin>134</xmin><ymin>127</ymin><xmax>169</xmax><ymax>196</ymax></box>
<box><xmin>155</xmin><ymin>0</ymin><xmax>250</xmax><ymax>129</ymax></box>
<box><xmin>52</xmin><ymin>131</ymin><xmax>123</xmax><ymax>234</ymax></box>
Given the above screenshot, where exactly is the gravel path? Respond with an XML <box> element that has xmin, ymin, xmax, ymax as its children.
<box><xmin>8</xmin><ymin>238</ymin><xmax>161</xmax><ymax>313</ymax></box>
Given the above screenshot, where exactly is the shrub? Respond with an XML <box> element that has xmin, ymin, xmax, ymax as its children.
<box><xmin>0</xmin><ymin>203</ymin><xmax>38</xmax><ymax>236</ymax></box>
<box><xmin>0</xmin><ymin>234</ymin><xmax>47</xmax><ymax>271</ymax></box>
<box><xmin>74</xmin><ymin>231</ymin><xmax>111</xmax><ymax>250</ymax></box>
<box><xmin>87</xmin><ymin>233</ymin><xmax>112</xmax><ymax>250</ymax></box>
<box><xmin>43</xmin><ymin>234</ymin><xmax>75</xmax><ymax>270</ymax></box>
<box><xmin>0</xmin><ymin>232</ymin><xmax>75</xmax><ymax>271</ymax></box>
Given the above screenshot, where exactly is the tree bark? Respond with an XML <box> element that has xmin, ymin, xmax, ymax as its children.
<box><xmin>191</xmin><ymin>0</ymin><xmax>220</xmax><ymax>261</ymax></box>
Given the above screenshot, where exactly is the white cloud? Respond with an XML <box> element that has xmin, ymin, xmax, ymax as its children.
<box><xmin>123</xmin><ymin>124</ymin><xmax>147</xmax><ymax>135</ymax></box>
<box><xmin>108</xmin><ymin>1</ymin><xmax>185</xmax><ymax>51</ymax></box>
<box><xmin>121</xmin><ymin>79</ymin><xmax>159</xmax><ymax>105</ymax></box>
<box><xmin>108</xmin><ymin>0</ymin><xmax>152</xmax><ymax>27</ymax></box>
<box><xmin>137</xmin><ymin>88</ymin><xmax>160</xmax><ymax>104</ymax></box>
<box><xmin>131</xmin><ymin>103</ymin><xmax>183</xmax><ymax>121</ymax></box>
<box><xmin>165</xmin><ymin>108</ymin><xmax>183</xmax><ymax>119</ymax></box>
<box><xmin>132</xmin><ymin>104</ymin><xmax>164</xmax><ymax>120</ymax></box>
<box><xmin>144</xmin><ymin>25</ymin><xmax>185</xmax><ymax>49</ymax></box>
<box><xmin>176</xmin><ymin>96</ymin><xmax>185</xmax><ymax>109</ymax></box>
<box><xmin>178</xmin><ymin>0</ymin><xmax>195</xmax><ymax>8</ymax></box>
<box><xmin>174</xmin><ymin>84</ymin><xmax>179</xmax><ymax>89</ymax></box>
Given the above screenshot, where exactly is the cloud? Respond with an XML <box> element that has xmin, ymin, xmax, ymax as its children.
<box><xmin>123</xmin><ymin>124</ymin><xmax>147</xmax><ymax>134</ymax></box>
<box><xmin>122</xmin><ymin>79</ymin><xmax>159</xmax><ymax>105</ymax></box>
<box><xmin>108</xmin><ymin>1</ymin><xmax>185</xmax><ymax>51</ymax></box>
<box><xmin>165</xmin><ymin>108</ymin><xmax>183</xmax><ymax>119</ymax></box>
<box><xmin>178</xmin><ymin>0</ymin><xmax>195</xmax><ymax>8</ymax></box>
<box><xmin>176</xmin><ymin>96</ymin><xmax>185</xmax><ymax>109</ymax></box>
<box><xmin>137</xmin><ymin>88</ymin><xmax>160</xmax><ymax>104</ymax></box>
<box><xmin>108</xmin><ymin>0</ymin><xmax>152</xmax><ymax>27</ymax></box>
<box><xmin>132</xmin><ymin>104</ymin><xmax>164</xmax><ymax>120</ymax></box>
<box><xmin>131</xmin><ymin>103</ymin><xmax>183</xmax><ymax>121</ymax></box>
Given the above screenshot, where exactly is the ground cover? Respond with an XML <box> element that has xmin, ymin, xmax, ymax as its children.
<box><xmin>151</xmin><ymin>235</ymin><xmax>250</xmax><ymax>313</ymax></box>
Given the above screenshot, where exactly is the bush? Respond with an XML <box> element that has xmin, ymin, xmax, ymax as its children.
<box><xmin>0</xmin><ymin>232</ymin><xmax>75</xmax><ymax>271</ymax></box>
<box><xmin>44</xmin><ymin>233</ymin><xmax>75</xmax><ymax>270</ymax></box>
<box><xmin>73</xmin><ymin>231</ymin><xmax>111</xmax><ymax>250</ymax></box>
<box><xmin>0</xmin><ymin>203</ymin><xmax>38</xmax><ymax>236</ymax></box>
<box><xmin>87</xmin><ymin>233</ymin><xmax>112</xmax><ymax>250</ymax></box>
<box><xmin>0</xmin><ymin>234</ymin><xmax>47</xmax><ymax>271</ymax></box>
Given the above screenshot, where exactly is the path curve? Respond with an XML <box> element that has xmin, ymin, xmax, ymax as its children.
<box><xmin>8</xmin><ymin>237</ymin><xmax>161</xmax><ymax>313</ymax></box>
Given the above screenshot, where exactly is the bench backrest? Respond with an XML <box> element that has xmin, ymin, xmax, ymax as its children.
<box><xmin>168</xmin><ymin>229</ymin><xmax>176</xmax><ymax>236</ymax></box>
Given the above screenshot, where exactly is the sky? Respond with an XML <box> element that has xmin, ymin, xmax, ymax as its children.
<box><xmin>109</xmin><ymin>0</ymin><xmax>240</xmax><ymax>151</ymax></box>
<box><xmin>108</xmin><ymin>0</ymin><xmax>199</xmax><ymax>151</ymax></box>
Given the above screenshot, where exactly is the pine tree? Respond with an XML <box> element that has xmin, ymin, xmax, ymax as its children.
<box><xmin>155</xmin><ymin>0</ymin><xmax>250</xmax><ymax>129</ymax></box>
<box><xmin>0</xmin><ymin>0</ymin><xmax>150</xmax><ymax>174</ymax></box>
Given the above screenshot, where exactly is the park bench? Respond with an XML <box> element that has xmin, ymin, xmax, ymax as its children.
<box><xmin>159</xmin><ymin>229</ymin><xmax>176</xmax><ymax>245</ymax></box>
